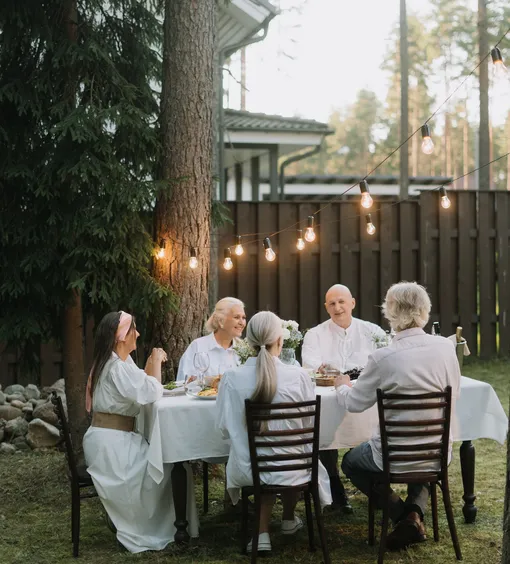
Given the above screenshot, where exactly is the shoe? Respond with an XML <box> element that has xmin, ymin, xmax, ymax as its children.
<box><xmin>386</xmin><ymin>512</ymin><xmax>427</xmax><ymax>551</ymax></box>
<box><xmin>333</xmin><ymin>493</ymin><xmax>353</xmax><ymax>514</ymax></box>
<box><xmin>247</xmin><ymin>532</ymin><xmax>272</xmax><ymax>553</ymax></box>
<box><xmin>281</xmin><ymin>515</ymin><xmax>304</xmax><ymax>535</ymax></box>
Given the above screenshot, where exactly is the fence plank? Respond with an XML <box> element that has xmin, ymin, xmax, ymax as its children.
<box><xmin>257</xmin><ymin>203</ymin><xmax>279</xmax><ymax>313</ymax></box>
<box><xmin>478</xmin><ymin>192</ymin><xmax>497</xmax><ymax>357</ymax></box>
<box><xmin>420</xmin><ymin>191</ymin><xmax>439</xmax><ymax>331</ymax></box>
<box><xmin>496</xmin><ymin>192</ymin><xmax>510</xmax><ymax>356</ymax></box>
<box><xmin>457</xmin><ymin>192</ymin><xmax>478</xmax><ymax>354</ymax></box>
<box><xmin>278</xmin><ymin>203</ymin><xmax>299</xmax><ymax>321</ymax></box>
<box><xmin>319</xmin><ymin>204</ymin><xmax>336</xmax><ymax>321</ymax></box>
<box><xmin>234</xmin><ymin>203</ymin><xmax>259</xmax><ymax>318</ymax></box>
<box><xmin>299</xmin><ymin>204</ymin><xmax>321</xmax><ymax>331</ymax></box>
<box><xmin>360</xmin><ymin>205</ymin><xmax>379</xmax><ymax>324</ymax></box>
<box><xmin>438</xmin><ymin>192</ymin><xmax>457</xmax><ymax>337</ymax></box>
<box><xmin>400</xmin><ymin>202</ymin><xmax>415</xmax><ymax>282</ymax></box>
<box><xmin>339</xmin><ymin>203</ymin><xmax>360</xmax><ymax>303</ymax></box>
<box><xmin>379</xmin><ymin>202</ymin><xmax>393</xmax><ymax>312</ymax></box>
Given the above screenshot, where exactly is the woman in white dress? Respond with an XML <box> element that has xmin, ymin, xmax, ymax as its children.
<box><xmin>176</xmin><ymin>297</ymin><xmax>246</xmax><ymax>382</ymax></box>
<box><xmin>83</xmin><ymin>311</ymin><xmax>198</xmax><ymax>553</ymax></box>
<box><xmin>217</xmin><ymin>311</ymin><xmax>332</xmax><ymax>553</ymax></box>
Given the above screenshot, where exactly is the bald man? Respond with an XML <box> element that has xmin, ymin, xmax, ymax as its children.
<box><xmin>302</xmin><ymin>284</ymin><xmax>386</xmax><ymax>513</ymax></box>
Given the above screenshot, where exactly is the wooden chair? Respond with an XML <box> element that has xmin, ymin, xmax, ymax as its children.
<box><xmin>243</xmin><ymin>396</ymin><xmax>330</xmax><ymax>564</ymax></box>
<box><xmin>369</xmin><ymin>386</ymin><xmax>462</xmax><ymax>564</ymax></box>
<box><xmin>51</xmin><ymin>392</ymin><xmax>97</xmax><ymax>557</ymax></box>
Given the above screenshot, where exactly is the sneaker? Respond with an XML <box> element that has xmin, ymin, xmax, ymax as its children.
<box><xmin>247</xmin><ymin>532</ymin><xmax>272</xmax><ymax>553</ymax></box>
<box><xmin>281</xmin><ymin>515</ymin><xmax>304</xmax><ymax>535</ymax></box>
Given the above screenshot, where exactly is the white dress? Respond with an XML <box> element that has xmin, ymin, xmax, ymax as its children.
<box><xmin>217</xmin><ymin>357</ymin><xmax>332</xmax><ymax>507</ymax></box>
<box><xmin>83</xmin><ymin>353</ymin><xmax>199</xmax><ymax>553</ymax></box>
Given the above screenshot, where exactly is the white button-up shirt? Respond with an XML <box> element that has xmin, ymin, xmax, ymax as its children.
<box><xmin>336</xmin><ymin>328</ymin><xmax>461</xmax><ymax>473</ymax></box>
<box><xmin>301</xmin><ymin>317</ymin><xmax>386</xmax><ymax>372</ymax></box>
<box><xmin>176</xmin><ymin>332</ymin><xmax>240</xmax><ymax>383</ymax></box>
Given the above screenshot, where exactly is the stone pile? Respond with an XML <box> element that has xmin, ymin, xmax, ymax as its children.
<box><xmin>0</xmin><ymin>379</ymin><xmax>66</xmax><ymax>454</ymax></box>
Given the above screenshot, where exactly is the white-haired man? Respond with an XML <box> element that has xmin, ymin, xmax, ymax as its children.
<box><xmin>302</xmin><ymin>284</ymin><xmax>386</xmax><ymax>513</ymax></box>
<box><xmin>335</xmin><ymin>282</ymin><xmax>460</xmax><ymax>550</ymax></box>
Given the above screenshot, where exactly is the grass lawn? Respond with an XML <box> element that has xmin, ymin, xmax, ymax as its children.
<box><xmin>0</xmin><ymin>358</ymin><xmax>507</xmax><ymax>564</ymax></box>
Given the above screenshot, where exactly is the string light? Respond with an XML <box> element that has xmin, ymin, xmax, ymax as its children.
<box><xmin>421</xmin><ymin>124</ymin><xmax>434</xmax><ymax>155</ymax></box>
<box><xmin>296</xmin><ymin>229</ymin><xmax>305</xmax><ymax>250</ymax></box>
<box><xmin>365</xmin><ymin>214</ymin><xmax>376</xmax><ymax>235</ymax></box>
<box><xmin>234</xmin><ymin>235</ymin><xmax>244</xmax><ymax>256</ymax></box>
<box><xmin>304</xmin><ymin>216</ymin><xmax>316</xmax><ymax>242</ymax></box>
<box><xmin>156</xmin><ymin>239</ymin><xmax>166</xmax><ymax>259</ymax></box>
<box><xmin>223</xmin><ymin>248</ymin><xmax>233</xmax><ymax>270</ymax></box>
<box><xmin>440</xmin><ymin>186</ymin><xmax>451</xmax><ymax>209</ymax></box>
<box><xmin>359</xmin><ymin>180</ymin><xmax>373</xmax><ymax>209</ymax></box>
<box><xmin>491</xmin><ymin>47</ymin><xmax>509</xmax><ymax>81</ymax></box>
<box><xmin>189</xmin><ymin>247</ymin><xmax>198</xmax><ymax>269</ymax></box>
<box><xmin>263</xmin><ymin>237</ymin><xmax>276</xmax><ymax>262</ymax></box>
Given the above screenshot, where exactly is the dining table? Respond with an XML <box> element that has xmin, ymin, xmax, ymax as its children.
<box><xmin>140</xmin><ymin>375</ymin><xmax>507</xmax><ymax>543</ymax></box>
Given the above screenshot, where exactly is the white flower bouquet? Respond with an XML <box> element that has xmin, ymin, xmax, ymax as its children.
<box><xmin>233</xmin><ymin>338</ymin><xmax>256</xmax><ymax>364</ymax></box>
<box><xmin>281</xmin><ymin>319</ymin><xmax>303</xmax><ymax>350</ymax></box>
<box><xmin>372</xmin><ymin>331</ymin><xmax>392</xmax><ymax>349</ymax></box>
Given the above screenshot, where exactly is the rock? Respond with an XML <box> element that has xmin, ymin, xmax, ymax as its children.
<box><xmin>10</xmin><ymin>400</ymin><xmax>26</xmax><ymax>410</ymax></box>
<box><xmin>0</xmin><ymin>392</ymin><xmax>5</xmax><ymax>405</ymax></box>
<box><xmin>24</xmin><ymin>384</ymin><xmax>40</xmax><ymax>401</ymax></box>
<box><xmin>5</xmin><ymin>417</ymin><xmax>29</xmax><ymax>438</ymax></box>
<box><xmin>0</xmin><ymin>405</ymin><xmax>23</xmax><ymax>421</ymax></box>
<box><xmin>32</xmin><ymin>401</ymin><xmax>58</xmax><ymax>426</ymax></box>
<box><xmin>12</xmin><ymin>436</ymin><xmax>31</xmax><ymax>451</ymax></box>
<box><xmin>22</xmin><ymin>406</ymin><xmax>34</xmax><ymax>422</ymax></box>
<box><xmin>26</xmin><ymin>419</ymin><xmax>61</xmax><ymax>449</ymax></box>
<box><xmin>0</xmin><ymin>443</ymin><xmax>16</xmax><ymax>454</ymax></box>
<box><xmin>49</xmin><ymin>379</ymin><xmax>65</xmax><ymax>394</ymax></box>
<box><xmin>6</xmin><ymin>393</ymin><xmax>26</xmax><ymax>403</ymax></box>
<box><xmin>4</xmin><ymin>384</ymin><xmax>25</xmax><ymax>396</ymax></box>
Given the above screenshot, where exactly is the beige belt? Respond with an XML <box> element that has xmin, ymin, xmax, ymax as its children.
<box><xmin>92</xmin><ymin>412</ymin><xmax>135</xmax><ymax>432</ymax></box>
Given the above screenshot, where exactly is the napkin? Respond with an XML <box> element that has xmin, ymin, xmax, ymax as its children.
<box><xmin>447</xmin><ymin>334</ymin><xmax>470</xmax><ymax>356</ymax></box>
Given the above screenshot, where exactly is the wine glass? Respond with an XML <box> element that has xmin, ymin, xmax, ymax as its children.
<box><xmin>193</xmin><ymin>352</ymin><xmax>210</xmax><ymax>387</ymax></box>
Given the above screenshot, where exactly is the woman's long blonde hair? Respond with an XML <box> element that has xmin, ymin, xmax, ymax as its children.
<box><xmin>246</xmin><ymin>311</ymin><xmax>282</xmax><ymax>405</ymax></box>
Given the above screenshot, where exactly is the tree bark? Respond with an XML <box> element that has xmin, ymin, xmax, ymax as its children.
<box><xmin>153</xmin><ymin>0</ymin><xmax>215</xmax><ymax>380</ymax></box>
<box><xmin>62</xmin><ymin>289</ymin><xmax>87</xmax><ymax>465</ymax></box>
<box><xmin>478</xmin><ymin>0</ymin><xmax>490</xmax><ymax>191</ymax></box>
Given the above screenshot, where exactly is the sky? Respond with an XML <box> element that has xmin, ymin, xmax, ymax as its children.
<box><xmin>223</xmin><ymin>0</ymin><xmax>508</xmax><ymax>126</ymax></box>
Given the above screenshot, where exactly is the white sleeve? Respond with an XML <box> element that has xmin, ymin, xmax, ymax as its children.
<box><xmin>301</xmin><ymin>330</ymin><xmax>322</xmax><ymax>370</ymax></box>
<box><xmin>336</xmin><ymin>353</ymin><xmax>380</xmax><ymax>413</ymax></box>
<box><xmin>111</xmin><ymin>360</ymin><xmax>163</xmax><ymax>405</ymax></box>
<box><xmin>176</xmin><ymin>340</ymin><xmax>197</xmax><ymax>383</ymax></box>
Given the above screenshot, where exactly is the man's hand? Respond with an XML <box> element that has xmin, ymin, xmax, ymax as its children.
<box><xmin>334</xmin><ymin>373</ymin><xmax>352</xmax><ymax>388</ymax></box>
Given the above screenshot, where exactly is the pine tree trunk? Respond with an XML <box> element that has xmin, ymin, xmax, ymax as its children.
<box><xmin>463</xmin><ymin>106</ymin><xmax>469</xmax><ymax>189</ymax></box>
<box><xmin>153</xmin><ymin>0</ymin><xmax>215</xmax><ymax>380</ymax></box>
<box><xmin>478</xmin><ymin>0</ymin><xmax>490</xmax><ymax>191</ymax></box>
<box><xmin>62</xmin><ymin>289</ymin><xmax>87</xmax><ymax>465</ymax></box>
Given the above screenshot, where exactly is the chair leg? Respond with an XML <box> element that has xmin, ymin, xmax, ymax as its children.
<box><xmin>304</xmin><ymin>490</ymin><xmax>315</xmax><ymax>552</ymax></box>
<box><xmin>442</xmin><ymin>479</ymin><xmax>463</xmax><ymax>560</ymax></box>
<box><xmin>203</xmin><ymin>462</ymin><xmax>209</xmax><ymax>514</ymax></box>
<box><xmin>241</xmin><ymin>489</ymin><xmax>249</xmax><ymax>555</ymax></box>
<box><xmin>378</xmin><ymin>484</ymin><xmax>391</xmax><ymax>564</ymax></box>
<box><xmin>431</xmin><ymin>482</ymin><xmax>439</xmax><ymax>542</ymax></box>
<box><xmin>312</xmin><ymin>488</ymin><xmax>331</xmax><ymax>564</ymax></box>
<box><xmin>251</xmin><ymin>491</ymin><xmax>262</xmax><ymax>564</ymax></box>
<box><xmin>71</xmin><ymin>488</ymin><xmax>80</xmax><ymax>557</ymax></box>
<box><xmin>368</xmin><ymin>483</ymin><xmax>375</xmax><ymax>546</ymax></box>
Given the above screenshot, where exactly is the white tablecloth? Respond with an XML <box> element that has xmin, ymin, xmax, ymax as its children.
<box><xmin>141</xmin><ymin>376</ymin><xmax>507</xmax><ymax>484</ymax></box>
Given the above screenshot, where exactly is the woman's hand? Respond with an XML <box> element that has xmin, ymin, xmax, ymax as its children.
<box><xmin>334</xmin><ymin>373</ymin><xmax>352</xmax><ymax>388</ymax></box>
<box><xmin>150</xmin><ymin>348</ymin><xmax>168</xmax><ymax>364</ymax></box>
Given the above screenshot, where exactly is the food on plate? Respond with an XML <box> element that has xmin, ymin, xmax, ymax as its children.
<box><xmin>164</xmin><ymin>381</ymin><xmax>177</xmax><ymax>390</ymax></box>
<box><xmin>344</xmin><ymin>367</ymin><xmax>363</xmax><ymax>381</ymax></box>
<box><xmin>197</xmin><ymin>387</ymin><xmax>217</xmax><ymax>397</ymax></box>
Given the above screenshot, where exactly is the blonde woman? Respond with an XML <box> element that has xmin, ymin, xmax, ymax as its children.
<box><xmin>176</xmin><ymin>297</ymin><xmax>246</xmax><ymax>383</ymax></box>
<box><xmin>217</xmin><ymin>311</ymin><xmax>332</xmax><ymax>553</ymax></box>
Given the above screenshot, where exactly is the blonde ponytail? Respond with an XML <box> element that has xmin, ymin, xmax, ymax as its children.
<box><xmin>246</xmin><ymin>311</ymin><xmax>282</xmax><ymax>406</ymax></box>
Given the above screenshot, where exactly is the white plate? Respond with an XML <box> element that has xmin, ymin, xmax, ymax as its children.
<box><xmin>163</xmin><ymin>388</ymin><xmax>185</xmax><ymax>397</ymax></box>
<box><xmin>185</xmin><ymin>389</ymin><xmax>218</xmax><ymax>401</ymax></box>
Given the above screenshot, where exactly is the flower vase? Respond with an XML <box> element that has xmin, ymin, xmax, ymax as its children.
<box><xmin>280</xmin><ymin>348</ymin><xmax>296</xmax><ymax>365</ymax></box>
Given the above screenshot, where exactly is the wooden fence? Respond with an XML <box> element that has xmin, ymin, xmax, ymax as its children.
<box><xmin>1</xmin><ymin>191</ymin><xmax>509</xmax><ymax>387</ymax></box>
<box><xmin>218</xmin><ymin>191</ymin><xmax>510</xmax><ymax>359</ymax></box>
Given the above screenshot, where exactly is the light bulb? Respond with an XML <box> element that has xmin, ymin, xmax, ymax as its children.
<box><xmin>361</xmin><ymin>192</ymin><xmax>373</xmax><ymax>209</ymax></box>
<box><xmin>156</xmin><ymin>247</ymin><xmax>165</xmax><ymax>259</ymax></box>
<box><xmin>421</xmin><ymin>124</ymin><xmax>434</xmax><ymax>155</ymax></box>
<box><xmin>304</xmin><ymin>227</ymin><xmax>316</xmax><ymax>242</ymax></box>
<box><xmin>441</xmin><ymin>195</ymin><xmax>451</xmax><ymax>209</ymax></box>
<box><xmin>234</xmin><ymin>235</ymin><xmax>244</xmax><ymax>256</ymax></box>
<box><xmin>365</xmin><ymin>214</ymin><xmax>376</xmax><ymax>235</ymax></box>
<box><xmin>189</xmin><ymin>248</ymin><xmax>198</xmax><ymax>269</ymax></box>
<box><xmin>296</xmin><ymin>238</ymin><xmax>305</xmax><ymax>250</ymax></box>
<box><xmin>223</xmin><ymin>257</ymin><xmax>233</xmax><ymax>270</ymax></box>
<box><xmin>491</xmin><ymin>47</ymin><xmax>509</xmax><ymax>82</ymax></box>
<box><xmin>263</xmin><ymin>237</ymin><xmax>276</xmax><ymax>262</ymax></box>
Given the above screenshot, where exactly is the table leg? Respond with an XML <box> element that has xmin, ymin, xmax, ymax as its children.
<box><xmin>459</xmin><ymin>440</ymin><xmax>477</xmax><ymax>523</ymax></box>
<box><xmin>172</xmin><ymin>461</ymin><xmax>190</xmax><ymax>543</ymax></box>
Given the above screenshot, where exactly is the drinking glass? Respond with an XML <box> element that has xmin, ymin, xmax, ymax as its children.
<box><xmin>193</xmin><ymin>352</ymin><xmax>210</xmax><ymax>387</ymax></box>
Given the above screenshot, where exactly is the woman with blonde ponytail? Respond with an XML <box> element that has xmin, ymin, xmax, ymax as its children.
<box><xmin>217</xmin><ymin>312</ymin><xmax>332</xmax><ymax>554</ymax></box>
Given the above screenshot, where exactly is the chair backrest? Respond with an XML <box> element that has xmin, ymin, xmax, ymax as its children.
<box><xmin>51</xmin><ymin>392</ymin><xmax>80</xmax><ymax>484</ymax></box>
<box><xmin>377</xmin><ymin>386</ymin><xmax>452</xmax><ymax>479</ymax></box>
<box><xmin>245</xmin><ymin>395</ymin><xmax>321</xmax><ymax>490</ymax></box>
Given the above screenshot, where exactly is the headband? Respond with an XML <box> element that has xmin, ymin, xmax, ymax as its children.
<box><xmin>115</xmin><ymin>311</ymin><xmax>133</xmax><ymax>342</ymax></box>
